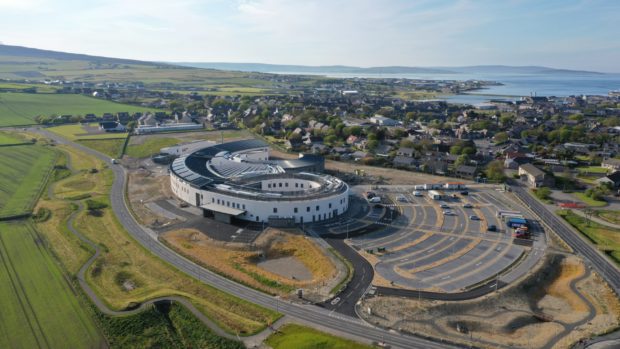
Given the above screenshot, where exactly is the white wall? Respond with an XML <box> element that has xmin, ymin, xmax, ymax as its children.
<box><xmin>171</xmin><ymin>174</ymin><xmax>349</xmax><ymax>224</ymax></box>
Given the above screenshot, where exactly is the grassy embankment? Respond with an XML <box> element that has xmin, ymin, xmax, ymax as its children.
<box><xmin>558</xmin><ymin>209</ymin><xmax>620</xmax><ymax>265</ymax></box>
<box><xmin>593</xmin><ymin>210</ymin><xmax>620</xmax><ymax>225</ymax></box>
<box><xmin>576</xmin><ymin>166</ymin><xmax>608</xmax><ymax>185</ymax></box>
<box><xmin>573</xmin><ymin>192</ymin><xmax>607</xmax><ymax>207</ymax></box>
<box><xmin>162</xmin><ymin>228</ymin><xmax>337</xmax><ymax>296</ymax></box>
<box><xmin>0</xmin><ymin>130</ymin><xmax>31</xmax><ymax>145</ymax></box>
<box><xmin>35</xmin><ymin>143</ymin><xmax>280</xmax><ymax>335</ymax></box>
<box><xmin>0</xmin><ymin>92</ymin><xmax>151</xmax><ymax>127</ymax></box>
<box><xmin>265</xmin><ymin>324</ymin><xmax>375</xmax><ymax>349</ymax></box>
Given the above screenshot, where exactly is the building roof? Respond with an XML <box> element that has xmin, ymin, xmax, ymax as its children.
<box><xmin>519</xmin><ymin>163</ymin><xmax>545</xmax><ymax>177</ymax></box>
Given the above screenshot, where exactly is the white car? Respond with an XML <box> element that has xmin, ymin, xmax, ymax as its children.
<box><xmin>463</xmin><ymin>203</ymin><xmax>473</xmax><ymax>208</ymax></box>
<box><xmin>469</xmin><ymin>215</ymin><xmax>480</xmax><ymax>220</ymax></box>
<box><xmin>368</xmin><ymin>196</ymin><xmax>382</xmax><ymax>203</ymax></box>
<box><xmin>412</xmin><ymin>191</ymin><xmax>423</xmax><ymax>197</ymax></box>
<box><xmin>443</xmin><ymin>210</ymin><xmax>454</xmax><ymax>215</ymax></box>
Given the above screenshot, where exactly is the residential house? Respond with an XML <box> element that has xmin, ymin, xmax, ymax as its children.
<box><xmin>397</xmin><ymin>147</ymin><xmax>414</xmax><ymax>157</ymax></box>
<box><xmin>455</xmin><ymin>165</ymin><xmax>477</xmax><ymax>179</ymax></box>
<box><xmin>596</xmin><ymin>171</ymin><xmax>620</xmax><ymax>188</ymax></box>
<box><xmin>99</xmin><ymin>121</ymin><xmax>126</xmax><ymax>133</ymax></box>
<box><xmin>601</xmin><ymin>158</ymin><xmax>620</xmax><ymax>173</ymax></box>
<box><xmin>393</xmin><ymin>156</ymin><xmax>417</xmax><ymax>168</ymax></box>
<box><xmin>369</xmin><ymin>115</ymin><xmax>399</xmax><ymax>126</ymax></box>
<box><xmin>518</xmin><ymin>163</ymin><xmax>554</xmax><ymax>188</ymax></box>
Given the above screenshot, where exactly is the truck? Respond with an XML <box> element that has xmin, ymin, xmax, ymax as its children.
<box><xmin>444</xmin><ymin>182</ymin><xmax>466</xmax><ymax>190</ymax></box>
<box><xmin>507</xmin><ymin>217</ymin><xmax>527</xmax><ymax>228</ymax></box>
<box><xmin>514</xmin><ymin>226</ymin><xmax>531</xmax><ymax>239</ymax></box>
<box><xmin>428</xmin><ymin>190</ymin><xmax>442</xmax><ymax>200</ymax></box>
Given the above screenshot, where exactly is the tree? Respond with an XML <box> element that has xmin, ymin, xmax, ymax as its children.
<box><xmin>494</xmin><ymin>132</ymin><xmax>509</xmax><ymax>144</ymax></box>
<box><xmin>484</xmin><ymin>160</ymin><xmax>506</xmax><ymax>182</ymax></box>
<box><xmin>455</xmin><ymin>154</ymin><xmax>469</xmax><ymax>167</ymax></box>
<box><xmin>367</xmin><ymin>139</ymin><xmax>379</xmax><ymax>151</ymax></box>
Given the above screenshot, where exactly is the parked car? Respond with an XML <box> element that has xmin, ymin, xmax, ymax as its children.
<box><xmin>469</xmin><ymin>215</ymin><xmax>480</xmax><ymax>220</ymax></box>
<box><xmin>440</xmin><ymin>203</ymin><xmax>450</xmax><ymax>209</ymax></box>
<box><xmin>368</xmin><ymin>196</ymin><xmax>382</xmax><ymax>203</ymax></box>
<box><xmin>443</xmin><ymin>210</ymin><xmax>454</xmax><ymax>215</ymax></box>
<box><xmin>460</xmin><ymin>191</ymin><xmax>469</xmax><ymax>196</ymax></box>
<box><xmin>412</xmin><ymin>191</ymin><xmax>423</xmax><ymax>197</ymax></box>
<box><xmin>463</xmin><ymin>203</ymin><xmax>473</xmax><ymax>208</ymax></box>
<box><xmin>487</xmin><ymin>225</ymin><xmax>497</xmax><ymax>232</ymax></box>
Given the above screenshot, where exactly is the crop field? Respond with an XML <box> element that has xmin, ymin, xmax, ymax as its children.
<box><xmin>0</xmin><ymin>144</ymin><xmax>56</xmax><ymax>218</ymax></box>
<box><xmin>265</xmin><ymin>324</ymin><xmax>373</xmax><ymax>349</ymax></box>
<box><xmin>0</xmin><ymin>221</ymin><xmax>103</xmax><ymax>348</ymax></box>
<box><xmin>0</xmin><ymin>92</ymin><xmax>151</xmax><ymax>126</ymax></box>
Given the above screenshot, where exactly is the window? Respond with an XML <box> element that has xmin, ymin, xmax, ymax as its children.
<box><xmin>316</xmin><ymin>205</ymin><xmax>319</xmax><ymax>211</ymax></box>
<box><xmin>285</xmin><ymin>183</ymin><xmax>288</xmax><ymax>187</ymax></box>
<box><xmin>217</xmin><ymin>199</ymin><xmax>220</xmax><ymax>204</ymax></box>
<box><xmin>294</xmin><ymin>207</ymin><xmax>298</xmax><ymax>213</ymax></box>
<box><xmin>295</xmin><ymin>183</ymin><xmax>299</xmax><ymax>188</ymax></box>
<box><xmin>307</xmin><ymin>207</ymin><xmax>310</xmax><ymax>212</ymax></box>
<box><xmin>212</xmin><ymin>198</ymin><xmax>215</xmax><ymax>203</ymax></box>
<box><xmin>279</xmin><ymin>183</ymin><xmax>282</xmax><ymax>187</ymax></box>
<box><xmin>268</xmin><ymin>183</ymin><xmax>271</xmax><ymax>188</ymax></box>
<box><xmin>273</xmin><ymin>207</ymin><xmax>278</xmax><ymax>213</ymax></box>
<box><xmin>243</xmin><ymin>204</ymin><xmax>246</xmax><ymax>210</ymax></box>
<box><xmin>301</xmin><ymin>183</ymin><xmax>304</xmax><ymax>188</ymax></box>
<box><xmin>329</xmin><ymin>203</ymin><xmax>332</xmax><ymax>208</ymax></box>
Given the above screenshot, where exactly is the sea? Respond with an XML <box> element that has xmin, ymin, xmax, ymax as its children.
<box><xmin>272</xmin><ymin>71</ymin><xmax>620</xmax><ymax>105</ymax></box>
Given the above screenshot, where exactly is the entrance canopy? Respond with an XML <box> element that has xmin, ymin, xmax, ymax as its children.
<box><xmin>200</xmin><ymin>203</ymin><xmax>245</xmax><ymax>216</ymax></box>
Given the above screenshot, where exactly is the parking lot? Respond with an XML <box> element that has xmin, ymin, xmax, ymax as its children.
<box><xmin>346</xmin><ymin>185</ymin><xmax>543</xmax><ymax>292</ymax></box>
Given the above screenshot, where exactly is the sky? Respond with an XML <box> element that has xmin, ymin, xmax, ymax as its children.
<box><xmin>0</xmin><ymin>0</ymin><xmax>619</xmax><ymax>72</ymax></box>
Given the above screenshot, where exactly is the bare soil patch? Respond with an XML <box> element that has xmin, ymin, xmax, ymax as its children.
<box><xmin>161</xmin><ymin>228</ymin><xmax>342</xmax><ymax>299</ymax></box>
<box><xmin>361</xmin><ymin>254</ymin><xmax>620</xmax><ymax>349</ymax></box>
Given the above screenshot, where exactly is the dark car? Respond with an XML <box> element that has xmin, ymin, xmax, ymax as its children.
<box><xmin>488</xmin><ymin>225</ymin><xmax>497</xmax><ymax>232</ymax></box>
<box><xmin>460</xmin><ymin>191</ymin><xmax>469</xmax><ymax>196</ymax></box>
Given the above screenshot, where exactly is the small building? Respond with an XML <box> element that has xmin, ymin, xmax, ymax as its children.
<box><xmin>601</xmin><ymin>158</ymin><xmax>620</xmax><ymax>173</ymax></box>
<box><xmin>596</xmin><ymin>171</ymin><xmax>620</xmax><ymax>188</ymax></box>
<box><xmin>397</xmin><ymin>147</ymin><xmax>414</xmax><ymax>157</ymax></box>
<box><xmin>98</xmin><ymin>121</ymin><xmax>126</xmax><ymax>132</ymax></box>
<box><xmin>518</xmin><ymin>163</ymin><xmax>554</xmax><ymax>188</ymax></box>
<box><xmin>369</xmin><ymin>115</ymin><xmax>399</xmax><ymax>126</ymax></box>
<box><xmin>455</xmin><ymin>165</ymin><xmax>477</xmax><ymax>179</ymax></box>
<box><xmin>393</xmin><ymin>156</ymin><xmax>416</xmax><ymax>168</ymax></box>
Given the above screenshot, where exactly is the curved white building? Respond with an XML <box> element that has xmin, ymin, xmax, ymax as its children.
<box><xmin>170</xmin><ymin>139</ymin><xmax>349</xmax><ymax>225</ymax></box>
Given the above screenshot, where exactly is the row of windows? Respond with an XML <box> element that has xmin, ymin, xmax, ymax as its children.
<box><xmin>266</xmin><ymin>182</ymin><xmax>307</xmax><ymax>189</ymax></box>
<box><xmin>213</xmin><ymin>197</ymin><xmax>246</xmax><ymax>210</ymax></box>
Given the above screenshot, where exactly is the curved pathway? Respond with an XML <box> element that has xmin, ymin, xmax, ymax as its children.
<box><xmin>47</xmin><ymin>153</ymin><xmax>238</xmax><ymax>341</ymax></box>
<box><xmin>33</xmin><ymin>127</ymin><xmax>458</xmax><ymax>349</ymax></box>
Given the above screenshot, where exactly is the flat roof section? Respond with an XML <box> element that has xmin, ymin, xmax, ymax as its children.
<box><xmin>200</xmin><ymin>203</ymin><xmax>245</xmax><ymax>216</ymax></box>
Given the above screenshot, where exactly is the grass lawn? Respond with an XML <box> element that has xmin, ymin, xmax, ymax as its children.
<box><xmin>48</xmin><ymin>123</ymin><xmax>129</xmax><ymax>141</ymax></box>
<box><xmin>558</xmin><ymin>209</ymin><xmax>620</xmax><ymax>265</ymax></box>
<box><xmin>265</xmin><ymin>324</ymin><xmax>374</xmax><ymax>349</ymax></box>
<box><xmin>577</xmin><ymin>166</ymin><xmax>608</xmax><ymax>174</ymax></box>
<box><xmin>126</xmin><ymin>137</ymin><xmax>179</xmax><ymax>158</ymax></box>
<box><xmin>0</xmin><ymin>144</ymin><xmax>56</xmax><ymax>217</ymax></box>
<box><xmin>0</xmin><ymin>221</ymin><xmax>103</xmax><ymax>348</ymax></box>
<box><xmin>0</xmin><ymin>92</ymin><xmax>152</xmax><ymax>127</ymax></box>
<box><xmin>594</xmin><ymin>210</ymin><xmax>620</xmax><ymax>225</ymax></box>
<box><xmin>573</xmin><ymin>192</ymin><xmax>607</xmax><ymax>207</ymax></box>
<box><xmin>35</xmin><ymin>143</ymin><xmax>280</xmax><ymax>335</ymax></box>
<box><xmin>77</xmin><ymin>138</ymin><xmax>126</xmax><ymax>158</ymax></box>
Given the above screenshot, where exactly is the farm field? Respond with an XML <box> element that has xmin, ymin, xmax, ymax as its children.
<box><xmin>0</xmin><ymin>221</ymin><xmax>103</xmax><ymax>348</ymax></box>
<box><xmin>48</xmin><ymin>123</ymin><xmax>129</xmax><ymax>141</ymax></box>
<box><xmin>0</xmin><ymin>144</ymin><xmax>56</xmax><ymax>218</ymax></box>
<box><xmin>558</xmin><ymin>209</ymin><xmax>620</xmax><ymax>265</ymax></box>
<box><xmin>265</xmin><ymin>324</ymin><xmax>373</xmax><ymax>349</ymax></box>
<box><xmin>77</xmin><ymin>138</ymin><xmax>126</xmax><ymax>158</ymax></box>
<box><xmin>0</xmin><ymin>92</ymin><xmax>152</xmax><ymax>126</ymax></box>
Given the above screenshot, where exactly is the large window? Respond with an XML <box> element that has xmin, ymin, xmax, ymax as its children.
<box><xmin>273</xmin><ymin>207</ymin><xmax>278</xmax><ymax>213</ymax></box>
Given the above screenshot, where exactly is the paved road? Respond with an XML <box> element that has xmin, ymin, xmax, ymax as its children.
<box><xmin>34</xmin><ymin>128</ymin><xmax>459</xmax><ymax>349</ymax></box>
<box><xmin>511</xmin><ymin>184</ymin><xmax>620</xmax><ymax>295</ymax></box>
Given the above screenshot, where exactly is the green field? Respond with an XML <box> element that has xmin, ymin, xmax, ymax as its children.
<box><xmin>0</xmin><ymin>131</ymin><xmax>28</xmax><ymax>145</ymax></box>
<box><xmin>0</xmin><ymin>221</ymin><xmax>103</xmax><ymax>348</ymax></box>
<box><xmin>125</xmin><ymin>137</ymin><xmax>180</xmax><ymax>158</ymax></box>
<box><xmin>265</xmin><ymin>324</ymin><xmax>374</xmax><ymax>349</ymax></box>
<box><xmin>0</xmin><ymin>145</ymin><xmax>56</xmax><ymax>218</ymax></box>
<box><xmin>577</xmin><ymin>166</ymin><xmax>608</xmax><ymax>174</ymax></box>
<box><xmin>594</xmin><ymin>210</ymin><xmax>620</xmax><ymax>225</ymax></box>
<box><xmin>0</xmin><ymin>92</ymin><xmax>152</xmax><ymax>126</ymax></box>
<box><xmin>558</xmin><ymin>209</ymin><xmax>620</xmax><ymax>265</ymax></box>
<box><xmin>48</xmin><ymin>123</ymin><xmax>129</xmax><ymax>141</ymax></box>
